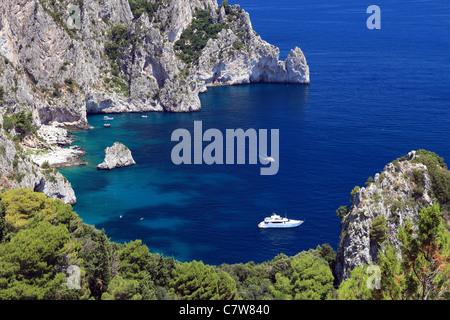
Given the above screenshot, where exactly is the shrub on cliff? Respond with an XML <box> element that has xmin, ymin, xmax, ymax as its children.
<box><xmin>2</xmin><ymin>111</ymin><xmax>35</xmax><ymax>141</ymax></box>
<box><xmin>174</xmin><ymin>9</ymin><xmax>228</xmax><ymax>64</ymax></box>
<box><xmin>338</xmin><ymin>204</ymin><xmax>450</xmax><ymax>300</ymax></box>
<box><xmin>169</xmin><ymin>260</ymin><xmax>238</xmax><ymax>300</ymax></box>
<box><xmin>0</xmin><ymin>188</ymin><xmax>76</xmax><ymax>234</ymax></box>
<box><xmin>0</xmin><ymin>189</ymin><xmax>106</xmax><ymax>299</ymax></box>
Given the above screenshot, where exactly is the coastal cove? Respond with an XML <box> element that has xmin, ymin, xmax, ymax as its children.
<box><xmin>61</xmin><ymin>0</ymin><xmax>450</xmax><ymax>266</ymax></box>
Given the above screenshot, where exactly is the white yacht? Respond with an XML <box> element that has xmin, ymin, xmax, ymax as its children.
<box><xmin>103</xmin><ymin>116</ymin><xmax>114</xmax><ymax>120</ymax></box>
<box><xmin>258</xmin><ymin>213</ymin><xmax>303</xmax><ymax>229</ymax></box>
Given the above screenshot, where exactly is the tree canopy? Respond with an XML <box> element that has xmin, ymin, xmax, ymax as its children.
<box><xmin>0</xmin><ymin>184</ymin><xmax>448</xmax><ymax>300</ymax></box>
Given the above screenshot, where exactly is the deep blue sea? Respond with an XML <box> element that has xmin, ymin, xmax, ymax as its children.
<box><xmin>61</xmin><ymin>0</ymin><xmax>450</xmax><ymax>265</ymax></box>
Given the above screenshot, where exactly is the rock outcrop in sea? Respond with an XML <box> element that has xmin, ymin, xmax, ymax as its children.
<box><xmin>335</xmin><ymin>150</ymin><xmax>441</xmax><ymax>283</ymax></box>
<box><xmin>97</xmin><ymin>142</ymin><xmax>136</xmax><ymax>170</ymax></box>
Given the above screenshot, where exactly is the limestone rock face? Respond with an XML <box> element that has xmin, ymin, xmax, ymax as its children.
<box><xmin>0</xmin><ymin>116</ymin><xmax>76</xmax><ymax>204</ymax></box>
<box><xmin>0</xmin><ymin>0</ymin><xmax>310</xmax><ymax>127</ymax></box>
<box><xmin>195</xmin><ymin>11</ymin><xmax>310</xmax><ymax>86</ymax></box>
<box><xmin>157</xmin><ymin>0</ymin><xmax>219</xmax><ymax>42</ymax></box>
<box><xmin>335</xmin><ymin>151</ymin><xmax>434</xmax><ymax>283</ymax></box>
<box><xmin>97</xmin><ymin>142</ymin><xmax>136</xmax><ymax>170</ymax></box>
<box><xmin>28</xmin><ymin>125</ymin><xmax>86</xmax><ymax>168</ymax></box>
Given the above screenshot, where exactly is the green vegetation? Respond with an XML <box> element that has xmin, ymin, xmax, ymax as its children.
<box><xmin>2</xmin><ymin>111</ymin><xmax>35</xmax><ymax>141</ymax></box>
<box><xmin>59</xmin><ymin>61</ymin><xmax>70</xmax><ymax>72</ymax></box>
<box><xmin>64</xmin><ymin>78</ymin><xmax>80</xmax><ymax>94</ymax></box>
<box><xmin>370</xmin><ymin>215</ymin><xmax>388</xmax><ymax>246</ymax></box>
<box><xmin>269</xmin><ymin>253</ymin><xmax>334</xmax><ymax>300</ymax></box>
<box><xmin>0</xmin><ymin>86</ymin><xmax>4</xmax><ymax>101</ymax></box>
<box><xmin>337</xmin><ymin>149</ymin><xmax>450</xmax><ymax>224</ymax></box>
<box><xmin>174</xmin><ymin>9</ymin><xmax>228</xmax><ymax>65</ymax></box>
<box><xmin>232</xmin><ymin>39</ymin><xmax>244</xmax><ymax>51</ymax></box>
<box><xmin>0</xmin><ymin>221</ymin><xmax>72</xmax><ymax>299</ymax></box>
<box><xmin>336</xmin><ymin>266</ymin><xmax>373</xmax><ymax>300</ymax></box>
<box><xmin>365</xmin><ymin>176</ymin><xmax>373</xmax><ymax>187</ymax></box>
<box><xmin>52</xmin><ymin>83</ymin><xmax>61</xmax><ymax>98</ymax></box>
<box><xmin>335</xmin><ymin>186</ymin><xmax>359</xmax><ymax>223</ymax></box>
<box><xmin>0</xmin><ymin>189</ymin><xmax>84</xmax><ymax>299</ymax></box>
<box><xmin>169</xmin><ymin>260</ymin><xmax>238</xmax><ymax>300</ymax></box>
<box><xmin>411</xmin><ymin>168</ymin><xmax>425</xmax><ymax>198</ymax></box>
<box><xmin>410</xmin><ymin>149</ymin><xmax>450</xmax><ymax>212</ymax></box>
<box><xmin>128</xmin><ymin>0</ymin><xmax>160</xmax><ymax>20</ymax></box>
<box><xmin>390</xmin><ymin>200</ymin><xmax>403</xmax><ymax>215</ymax></box>
<box><xmin>338</xmin><ymin>204</ymin><xmax>449</xmax><ymax>300</ymax></box>
<box><xmin>39</xmin><ymin>0</ymin><xmax>79</xmax><ymax>39</ymax></box>
<box><xmin>104</xmin><ymin>76</ymin><xmax>129</xmax><ymax>97</ymax></box>
<box><xmin>221</xmin><ymin>0</ymin><xmax>232</xmax><ymax>14</ymax></box>
<box><xmin>335</xmin><ymin>205</ymin><xmax>349</xmax><ymax>223</ymax></box>
<box><xmin>219</xmin><ymin>0</ymin><xmax>244</xmax><ymax>20</ymax></box>
<box><xmin>104</xmin><ymin>25</ymin><xmax>129</xmax><ymax>62</ymax></box>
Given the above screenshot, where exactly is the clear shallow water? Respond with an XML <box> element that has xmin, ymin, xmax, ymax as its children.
<box><xmin>61</xmin><ymin>0</ymin><xmax>450</xmax><ymax>265</ymax></box>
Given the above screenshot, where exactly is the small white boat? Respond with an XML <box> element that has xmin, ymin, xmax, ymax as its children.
<box><xmin>103</xmin><ymin>116</ymin><xmax>114</xmax><ymax>120</ymax></box>
<box><xmin>141</xmin><ymin>115</ymin><xmax>148</xmax><ymax>118</ymax></box>
<box><xmin>258</xmin><ymin>213</ymin><xmax>303</xmax><ymax>229</ymax></box>
<box><xmin>104</xmin><ymin>123</ymin><xmax>111</xmax><ymax>128</ymax></box>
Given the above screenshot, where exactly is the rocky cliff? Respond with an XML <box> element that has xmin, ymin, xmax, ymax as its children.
<box><xmin>97</xmin><ymin>141</ymin><xmax>135</xmax><ymax>170</ymax></box>
<box><xmin>335</xmin><ymin>150</ymin><xmax>450</xmax><ymax>283</ymax></box>
<box><xmin>0</xmin><ymin>0</ymin><xmax>309</xmax><ymax>127</ymax></box>
<box><xmin>0</xmin><ymin>115</ymin><xmax>76</xmax><ymax>204</ymax></box>
<box><xmin>0</xmin><ymin>0</ymin><xmax>309</xmax><ymax>209</ymax></box>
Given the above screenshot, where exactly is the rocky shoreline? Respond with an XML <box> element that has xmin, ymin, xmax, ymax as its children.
<box><xmin>0</xmin><ymin>0</ymin><xmax>310</xmax><ymax>204</ymax></box>
<box><xmin>28</xmin><ymin>125</ymin><xmax>87</xmax><ymax>168</ymax></box>
<box><xmin>29</xmin><ymin>145</ymin><xmax>87</xmax><ymax>168</ymax></box>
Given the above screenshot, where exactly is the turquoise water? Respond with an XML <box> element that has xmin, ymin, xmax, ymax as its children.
<box><xmin>61</xmin><ymin>0</ymin><xmax>450</xmax><ymax>265</ymax></box>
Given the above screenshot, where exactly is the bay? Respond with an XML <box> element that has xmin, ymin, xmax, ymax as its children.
<box><xmin>61</xmin><ymin>0</ymin><xmax>450</xmax><ymax>265</ymax></box>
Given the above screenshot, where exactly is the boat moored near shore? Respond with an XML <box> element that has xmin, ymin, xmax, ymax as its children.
<box><xmin>258</xmin><ymin>213</ymin><xmax>303</xmax><ymax>229</ymax></box>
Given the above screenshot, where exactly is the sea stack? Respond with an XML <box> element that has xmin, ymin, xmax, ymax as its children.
<box><xmin>97</xmin><ymin>142</ymin><xmax>136</xmax><ymax>170</ymax></box>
